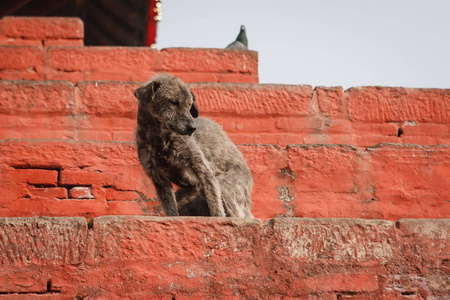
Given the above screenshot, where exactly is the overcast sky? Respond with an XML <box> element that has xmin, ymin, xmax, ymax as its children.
<box><xmin>156</xmin><ymin>1</ymin><xmax>449</xmax><ymax>89</ymax></box>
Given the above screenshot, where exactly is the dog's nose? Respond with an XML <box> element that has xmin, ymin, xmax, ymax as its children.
<box><xmin>186</xmin><ymin>124</ymin><xmax>196</xmax><ymax>135</ymax></box>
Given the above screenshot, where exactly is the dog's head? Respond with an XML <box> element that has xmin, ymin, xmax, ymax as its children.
<box><xmin>134</xmin><ymin>74</ymin><xmax>199</xmax><ymax>136</ymax></box>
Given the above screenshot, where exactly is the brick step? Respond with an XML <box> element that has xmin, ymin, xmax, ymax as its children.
<box><xmin>1</xmin><ymin>139</ymin><xmax>448</xmax><ymax>220</ymax></box>
<box><xmin>0</xmin><ymin>216</ymin><xmax>448</xmax><ymax>298</ymax></box>
<box><xmin>1</xmin><ymin>80</ymin><xmax>449</xmax><ymax>147</ymax></box>
<box><xmin>0</xmin><ymin>17</ymin><xmax>258</xmax><ymax>84</ymax></box>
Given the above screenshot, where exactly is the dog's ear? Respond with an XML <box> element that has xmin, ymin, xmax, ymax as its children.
<box><xmin>189</xmin><ymin>91</ymin><xmax>199</xmax><ymax>118</ymax></box>
<box><xmin>134</xmin><ymin>81</ymin><xmax>161</xmax><ymax>103</ymax></box>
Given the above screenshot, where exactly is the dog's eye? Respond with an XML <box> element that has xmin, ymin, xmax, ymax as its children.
<box><xmin>169</xmin><ymin>99</ymin><xmax>179</xmax><ymax>106</ymax></box>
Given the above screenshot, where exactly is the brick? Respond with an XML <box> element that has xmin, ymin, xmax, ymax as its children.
<box><xmin>286</xmin><ymin>145</ymin><xmax>358</xmax><ymax>193</ymax></box>
<box><xmin>168</xmin><ymin>72</ymin><xmax>219</xmax><ymax>84</ymax></box>
<box><xmin>3</xmin><ymin>169</ymin><xmax>58</xmax><ymax>186</ymax></box>
<box><xmin>76</xmin><ymin>130</ymin><xmax>113</xmax><ymax>141</ymax></box>
<box><xmin>47</xmin><ymin>46</ymin><xmax>159</xmax><ymax>80</ymax></box>
<box><xmin>43</xmin><ymin>39</ymin><xmax>83</xmax><ymax>47</ymax></box>
<box><xmin>352</xmin><ymin>122</ymin><xmax>400</xmax><ymax>136</ymax></box>
<box><xmin>0</xmin><ymin>217</ymin><xmax>87</xmax><ymax>265</ymax></box>
<box><xmin>0</xmin><ymin>80</ymin><xmax>75</xmax><ymax>114</ymax></box>
<box><xmin>239</xmin><ymin>144</ymin><xmax>287</xmax><ymax>218</ymax></box>
<box><xmin>191</xmin><ymin>83</ymin><xmax>314</xmax><ymax>116</ymax></box>
<box><xmin>397</xmin><ymin>219</ymin><xmax>450</xmax><ymax>270</ymax></box>
<box><xmin>106</xmin><ymin>188</ymin><xmax>140</xmax><ymax>201</ymax></box>
<box><xmin>304</xmin><ymin>273</ymin><xmax>379</xmax><ymax>292</ymax></box>
<box><xmin>0</xmin><ymin>140</ymin><xmax>138</xmax><ymax>169</ymax></box>
<box><xmin>292</xmin><ymin>192</ymin><xmax>366</xmax><ymax>219</ymax></box>
<box><xmin>266</xmin><ymin>218</ymin><xmax>396</xmax><ymax>265</ymax></box>
<box><xmin>366</xmin><ymin>144</ymin><xmax>450</xmax><ymax>220</ymax></box>
<box><xmin>1</xmin><ymin>17</ymin><xmax>83</xmax><ymax>40</ymax></box>
<box><xmin>401</xmin><ymin>123</ymin><xmax>449</xmax><ymax>136</ymax></box>
<box><xmin>93</xmin><ymin>216</ymin><xmax>263</xmax><ymax>261</ymax></box>
<box><xmin>215</xmin><ymin>72</ymin><xmax>259</xmax><ymax>84</ymax></box>
<box><xmin>0</xmin><ymin>272</ymin><xmax>48</xmax><ymax>294</ymax></box>
<box><xmin>0</xmin><ymin>115</ymin><xmax>78</xmax><ymax>140</ymax></box>
<box><xmin>347</xmin><ymin>86</ymin><xmax>450</xmax><ymax>123</ymax></box>
<box><xmin>107</xmin><ymin>200</ymin><xmax>158</xmax><ymax>215</ymax></box>
<box><xmin>316</xmin><ymin>86</ymin><xmax>346</xmax><ymax>117</ymax></box>
<box><xmin>76</xmin><ymin>81</ymin><xmax>139</xmax><ymax>117</ymax></box>
<box><xmin>29</xmin><ymin>187</ymin><xmax>68</xmax><ymax>199</ymax></box>
<box><xmin>69</xmin><ymin>187</ymin><xmax>94</xmax><ymax>199</ymax></box>
<box><xmin>158</xmin><ymin>48</ymin><xmax>258</xmax><ymax>75</ymax></box>
<box><xmin>274</xmin><ymin>116</ymin><xmax>324</xmax><ymax>132</ymax></box>
<box><xmin>0</xmin><ymin>46</ymin><xmax>44</xmax><ymax>78</ymax></box>
<box><xmin>59</xmin><ymin>170</ymin><xmax>116</xmax><ymax>186</ymax></box>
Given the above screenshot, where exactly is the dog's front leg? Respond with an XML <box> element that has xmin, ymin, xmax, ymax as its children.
<box><xmin>153</xmin><ymin>179</ymin><xmax>178</xmax><ymax>216</ymax></box>
<box><xmin>190</xmin><ymin>156</ymin><xmax>226</xmax><ymax>217</ymax></box>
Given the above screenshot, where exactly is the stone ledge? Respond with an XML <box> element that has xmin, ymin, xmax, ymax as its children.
<box><xmin>0</xmin><ymin>216</ymin><xmax>448</xmax><ymax>298</ymax></box>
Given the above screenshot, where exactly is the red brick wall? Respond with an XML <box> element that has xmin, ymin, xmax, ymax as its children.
<box><xmin>1</xmin><ymin>81</ymin><xmax>448</xmax><ymax>146</ymax></box>
<box><xmin>0</xmin><ymin>17</ymin><xmax>449</xmax><ymax>298</ymax></box>
<box><xmin>1</xmin><ymin>140</ymin><xmax>448</xmax><ymax>220</ymax></box>
<box><xmin>0</xmin><ymin>17</ymin><xmax>258</xmax><ymax>84</ymax></box>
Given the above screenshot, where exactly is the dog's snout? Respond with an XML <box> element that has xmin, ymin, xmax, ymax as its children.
<box><xmin>186</xmin><ymin>124</ymin><xmax>196</xmax><ymax>135</ymax></box>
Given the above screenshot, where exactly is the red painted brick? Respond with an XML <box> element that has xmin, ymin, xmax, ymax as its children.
<box><xmin>397</xmin><ymin>219</ymin><xmax>450</xmax><ymax>269</ymax></box>
<box><xmin>0</xmin><ymin>115</ymin><xmax>77</xmax><ymax>140</ymax></box>
<box><xmin>0</xmin><ymin>46</ymin><xmax>44</xmax><ymax>80</ymax></box>
<box><xmin>366</xmin><ymin>144</ymin><xmax>450</xmax><ymax>220</ymax></box>
<box><xmin>93</xmin><ymin>216</ymin><xmax>263</xmax><ymax>261</ymax></box>
<box><xmin>0</xmin><ymin>140</ymin><xmax>138</xmax><ymax>169</ymax></box>
<box><xmin>304</xmin><ymin>273</ymin><xmax>379</xmax><ymax>292</ymax></box>
<box><xmin>0</xmin><ymin>273</ymin><xmax>48</xmax><ymax>294</ymax></box>
<box><xmin>347</xmin><ymin>86</ymin><xmax>449</xmax><ymax>123</ymax></box>
<box><xmin>239</xmin><ymin>145</ymin><xmax>287</xmax><ymax>218</ymax></box>
<box><xmin>43</xmin><ymin>39</ymin><xmax>83</xmax><ymax>47</ymax></box>
<box><xmin>267</xmin><ymin>218</ymin><xmax>397</xmax><ymax>265</ymax></box>
<box><xmin>3</xmin><ymin>169</ymin><xmax>58</xmax><ymax>186</ymax></box>
<box><xmin>107</xmin><ymin>200</ymin><xmax>157</xmax><ymax>215</ymax></box>
<box><xmin>352</xmin><ymin>122</ymin><xmax>400</xmax><ymax>137</ymax></box>
<box><xmin>286</xmin><ymin>145</ymin><xmax>358</xmax><ymax>193</ymax></box>
<box><xmin>76</xmin><ymin>81</ymin><xmax>138</xmax><ymax>117</ymax></box>
<box><xmin>401</xmin><ymin>123</ymin><xmax>449</xmax><ymax>136</ymax></box>
<box><xmin>191</xmin><ymin>83</ymin><xmax>314</xmax><ymax>116</ymax></box>
<box><xmin>0</xmin><ymin>80</ymin><xmax>75</xmax><ymax>114</ymax></box>
<box><xmin>29</xmin><ymin>187</ymin><xmax>68</xmax><ymax>199</ymax></box>
<box><xmin>59</xmin><ymin>170</ymin><xmax>116</xmax><ymax>186</ymax></box>
<box><xmin>215</xmin><ymin>72</ymin><xmax>259</xmax><ymax>84</ymax></box>
<box><xmin>0</xmin><ymin>217</ymin><xmax>87</xmax><ymax>265</ymax></box>
<box><xmin>316</xmin><ymin>86</ymin><xmax>346</xmax><ymax>117</ymax></box>
<box><xmin>158</xmin><ymin>48</ymin><xmax>258</xmax><ymax>75</ymax></box>
<box><xmin>47</xmin><ymin>46</ymin><xmax>159</xmax><ymax>81</ymax></box>
<box><xmin>1</xmin><ymin>17</ymin><xmax>83</xmax><ymax>40</ymax></box>
<box><xmin>106</xmin><ymin>188</ymin><xmax>140</xmax><ymax>201</ymax></box>
<box><xmin>274</xmin><ymin>116</ymin><xmax>324</xmax><ymax>132</ymax></box>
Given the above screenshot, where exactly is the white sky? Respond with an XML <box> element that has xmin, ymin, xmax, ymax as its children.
<box><xmin>156</xmin><ymin>1</ymin><xmax>450</xmax><ymax>89</ymax></box>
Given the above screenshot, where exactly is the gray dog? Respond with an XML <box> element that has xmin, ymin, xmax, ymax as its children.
<box><xmin>134</xmin><ymin>74</ymin><xmax>253</xmax><ymax>218</ymax></box>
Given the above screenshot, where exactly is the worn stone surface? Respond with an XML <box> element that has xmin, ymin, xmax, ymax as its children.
<box><xmin>0</xmin><ymin>217</ymin><xmax>87</xmax><ymax>266</ymax></box>
<box><xmin>0</xmin><ymin>217</ymin><xmax>448</xmax><ymax>298</ymax></box>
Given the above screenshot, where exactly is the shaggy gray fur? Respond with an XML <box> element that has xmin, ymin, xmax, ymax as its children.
<box><xmin>135</xmin><ymin>74</ymin><xmax>253</xmax><ymax>218</ymax></box>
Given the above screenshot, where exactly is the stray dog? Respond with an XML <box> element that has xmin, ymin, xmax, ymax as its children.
<box><xmin>134</xmin><ymin>74</ymin><xmax>253</xmax><ymax>218</ymax></box>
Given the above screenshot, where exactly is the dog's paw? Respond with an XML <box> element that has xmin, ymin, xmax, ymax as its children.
<box><xmin>214</xmin><ymin>211</ymin><xmax>226</xmax><ymax>217</ymax></box>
